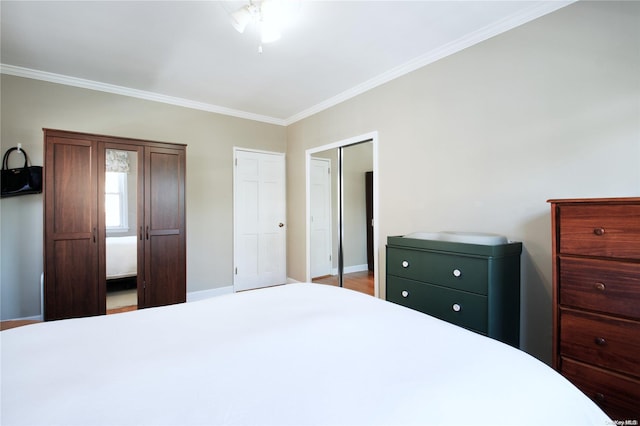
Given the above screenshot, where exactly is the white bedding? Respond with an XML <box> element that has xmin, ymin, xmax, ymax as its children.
<box><xmin>106</xmin><ymin>235</ymin><xmax>137</xmax><ymax>279</ymax></box>
<box><xmin>1</xmin><ymin>283</ymin><xmax>609</xmax><ymax>426</ymax></box>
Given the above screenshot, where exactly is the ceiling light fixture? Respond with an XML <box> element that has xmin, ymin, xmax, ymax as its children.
<box><xmin>230</xmin><ymin>0</ymin><xmax>290</xmax><ymax>53</ymax></box>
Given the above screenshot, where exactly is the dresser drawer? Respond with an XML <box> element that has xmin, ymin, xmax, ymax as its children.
<box><xmin>387</xmin><ymin>276</ymin><xmax>488</xmax><ymax>333</ymax></box>
<box><xmin>561</xmin><ymin>357</ymin><xmax>640</xmax><ymax>420</ymax></box>
<box><xmin>387</xmin><ymin>247</ymin><xmax>488</xmax><ymax>295</ymax></box>
<box><xmin>560</xmin><ymin>257</ymin><xmax>640</xmax><ymax>320</ymax></box>
<box><xmin>560</xmin><ymin>309</ymin><xmax>640</xmax><ymax>377</ymax></box>
<box><xmin>557</xmin><ymin>204</ymin><xmax>640</xmax><ymax>258</ymax></box>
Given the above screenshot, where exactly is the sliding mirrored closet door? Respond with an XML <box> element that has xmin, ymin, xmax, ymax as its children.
<box><xmin>308</xmin><ymin>140</ymin><xmax>374</xmax><ymax>295</ymax></box>
<box><xmin>340</xmin><ymin>142</ymin><xmax>373</xmax><ymax>288</ymax></box>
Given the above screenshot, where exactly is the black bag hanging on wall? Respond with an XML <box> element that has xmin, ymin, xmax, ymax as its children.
<box><xmin>1</xmin><ymin>146</ymin><xmax>43</xmax><ymax>198</ymax></box>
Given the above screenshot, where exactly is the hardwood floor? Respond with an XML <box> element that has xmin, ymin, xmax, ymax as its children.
<box><xmin>0</xmin><ymin>319</ymin><xmax>41</xmax><ymax>331</ymax></box>
<box><xmin>313</xmin><ymin>270</ymin><xmax>374</xmax><ymax>296</ymax></box>
<box><xmin>107</xmin><ymin>305</ymin><xmax>137</xmax><ymax>315</ymax></box>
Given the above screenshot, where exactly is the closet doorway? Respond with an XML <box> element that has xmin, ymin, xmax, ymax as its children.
<box><xmin>305</xmin><ymin>132</ymin><xmax>379</xmax><ymax>297</ymax></box>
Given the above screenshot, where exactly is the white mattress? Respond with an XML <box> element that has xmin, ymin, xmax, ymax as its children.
<box><xmin>106</xmin><ymin>235</ymin><xmax>137</xmax><ymax>279</ymax></box>
<box><xmin>1</xmin><ymin>283</ymin><xmax>609</xmax><ymax>426</ymax></box>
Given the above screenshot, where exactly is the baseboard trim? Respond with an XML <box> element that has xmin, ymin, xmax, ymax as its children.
<box><xmin>332</xmin><ymin>264</ymin><xmax>369</xmax><ymax>275</ymax></box>
<box><xmin>187</xmin><ymin>286</ymin><xmax>234</xmax><ymax>302</ymax></box>
<box><xmin>3</xmin><ymin>314</ymin><xmax>44</xmax><ymax>322</ymax></box>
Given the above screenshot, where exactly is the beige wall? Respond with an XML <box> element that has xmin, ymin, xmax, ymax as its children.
<box><xmin>286</xmin><ymin>1</ymin><xmax>640</xmax><ymax>363</ymax></box>
<box><xmin>0</xmin><ymin>75</ymin><xmax>286</xmax><ymax>319</ymax></box>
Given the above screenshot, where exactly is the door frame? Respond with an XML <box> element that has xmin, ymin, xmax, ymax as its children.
<box><xmin>233</xmin><ymin>147</ymin><xmax>287</xmax><ymax>292</ymax></box>
<box><xmin>305</xmin><ymin>131</ymin><xmax>379</xmax><ymax>298</ymax></box>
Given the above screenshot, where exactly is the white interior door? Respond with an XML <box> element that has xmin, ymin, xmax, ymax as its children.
<box><xmin>234</xmin><ymin>149</ymin><xmax>286</xmax><ymax>291</ymax></box>
<box><xmin>310</xmin><ymin>157</ymin><xmax>332</xmax><ymax>278</ymax></box>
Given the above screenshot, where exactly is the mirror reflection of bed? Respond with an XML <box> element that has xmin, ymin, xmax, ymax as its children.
<box><xmin>105</xmin><ymin>148</ymin><xmax>139</xmax><ymax>314</ymax></box>
<box><xmin>106</xmin><ymin>236</ymin><xmax>137</xmax><ymax>313</ymax></box>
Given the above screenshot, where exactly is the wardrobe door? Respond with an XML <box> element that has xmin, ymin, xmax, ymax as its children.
<box><xmin>44</xmin><ymin>135</ymin><xmax>101</xmax><ymax>320</ymax></box>
<box><xmin>143</xmin><ymin>146</ymin><xmax>186</xmax><ymax>308</ymax></box>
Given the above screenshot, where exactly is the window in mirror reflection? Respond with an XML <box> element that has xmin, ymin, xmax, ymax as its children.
<box><xmin>105</xmin><ymin>172</ymin><xmax>129</xmax><ymax>231</ymax></box>
<box><xmin>105</xmin><ymin>149</ymin><xmax>132</xmax><ymax>232</ymax></box>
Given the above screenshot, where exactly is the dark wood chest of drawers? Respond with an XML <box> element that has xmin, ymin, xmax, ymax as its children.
<box><xmin>386</xmin><ymin>236</ymin><xmax>522</xmax><ymax>347</ymax></box>
<box><xmin>549</xmin><ymin>198</ymin><xmax>640</xmax><ymax>420</ymax></box>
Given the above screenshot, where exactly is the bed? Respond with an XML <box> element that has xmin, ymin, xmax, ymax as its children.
<box><xmin>1</xmin><ymin>283</ymin><xmax>609</xmax><ymax>426</ymax></box>
<box><xmin>106</xmin><ymin>235</ymin><xmax>137</xmax><ymax>279</ymax></box>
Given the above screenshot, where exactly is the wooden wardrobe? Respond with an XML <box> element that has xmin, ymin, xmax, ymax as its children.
<box><xmin>44</xmin><ymin>129</ymin><xmax>186</xmax><ymax>321</ymax></box>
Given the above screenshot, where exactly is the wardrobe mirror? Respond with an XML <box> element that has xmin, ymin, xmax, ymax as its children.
<box><xmin>309</xmin><ymin>140</ymin><xmax>374</xmax><ymax>296</ymax></box>
<box><xmin>105</xmin><ymin>148</ymin><xmax>139</xmax><ymax>312</ymax></box>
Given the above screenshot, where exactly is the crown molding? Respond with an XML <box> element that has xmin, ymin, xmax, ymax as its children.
<box><xmin>283</xmin><ymin>0</ymin><xmax>575</xmax><ymax>125</ymax></box>
<box><xmin>0</xmin><ymin>64</ymin><xmax>287</xmax><ymax>126</ymax></box>
<box><xmin>1</xmin><ymin>1</ymin><xmax>573</xmax><ymax>128</ymax></box>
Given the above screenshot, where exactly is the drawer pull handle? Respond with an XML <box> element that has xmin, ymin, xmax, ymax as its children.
<box><xmin>452</xmin><ymin>269</ymin><xmax>461</xmax><ymax>277</ymax></box>
<box><xmin>452</xmin><ymin>303</ymin><xmax>461</xmax><ymax>312</ymax></box>
<box><xmin>401</xmin><ymin>260</ymin><xmax>409</xmax><ymax>268</ymax></box>
<box><xmin>401</xmin><ymin>290</ymin><xmax>409</xmax><ymax>298</ymax></box>
<box><xmin>594</xmin><ymin>282</ymin><xmax>606</xmax><ymax>291</ymax></box>
<box><xmin>594</xmin><ymin>337</ymin><xmax>607</xmax><ymax>346</ymax></box>
<box><xmin>593</xmin><ymin>227</ymin><xmax>605</xmax><ymax>236</ymax></box>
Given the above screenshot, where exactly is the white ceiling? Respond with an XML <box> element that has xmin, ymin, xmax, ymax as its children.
<box><xmin>1</xmin><ymin>1</ymin><xmax>571</xmax><ymax>125</ymax></box>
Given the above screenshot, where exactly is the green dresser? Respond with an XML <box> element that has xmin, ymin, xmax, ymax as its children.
<box><xmin>386</xmin><ymin>235</ymin><xmax>522</xmax><ymax>347</ymax></box>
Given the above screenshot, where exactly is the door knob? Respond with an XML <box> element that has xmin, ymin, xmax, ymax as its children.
<box><xmin>278</xmin><ymin>222</ymin><xmax>285</xmax><ymax>228</ymax></box>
